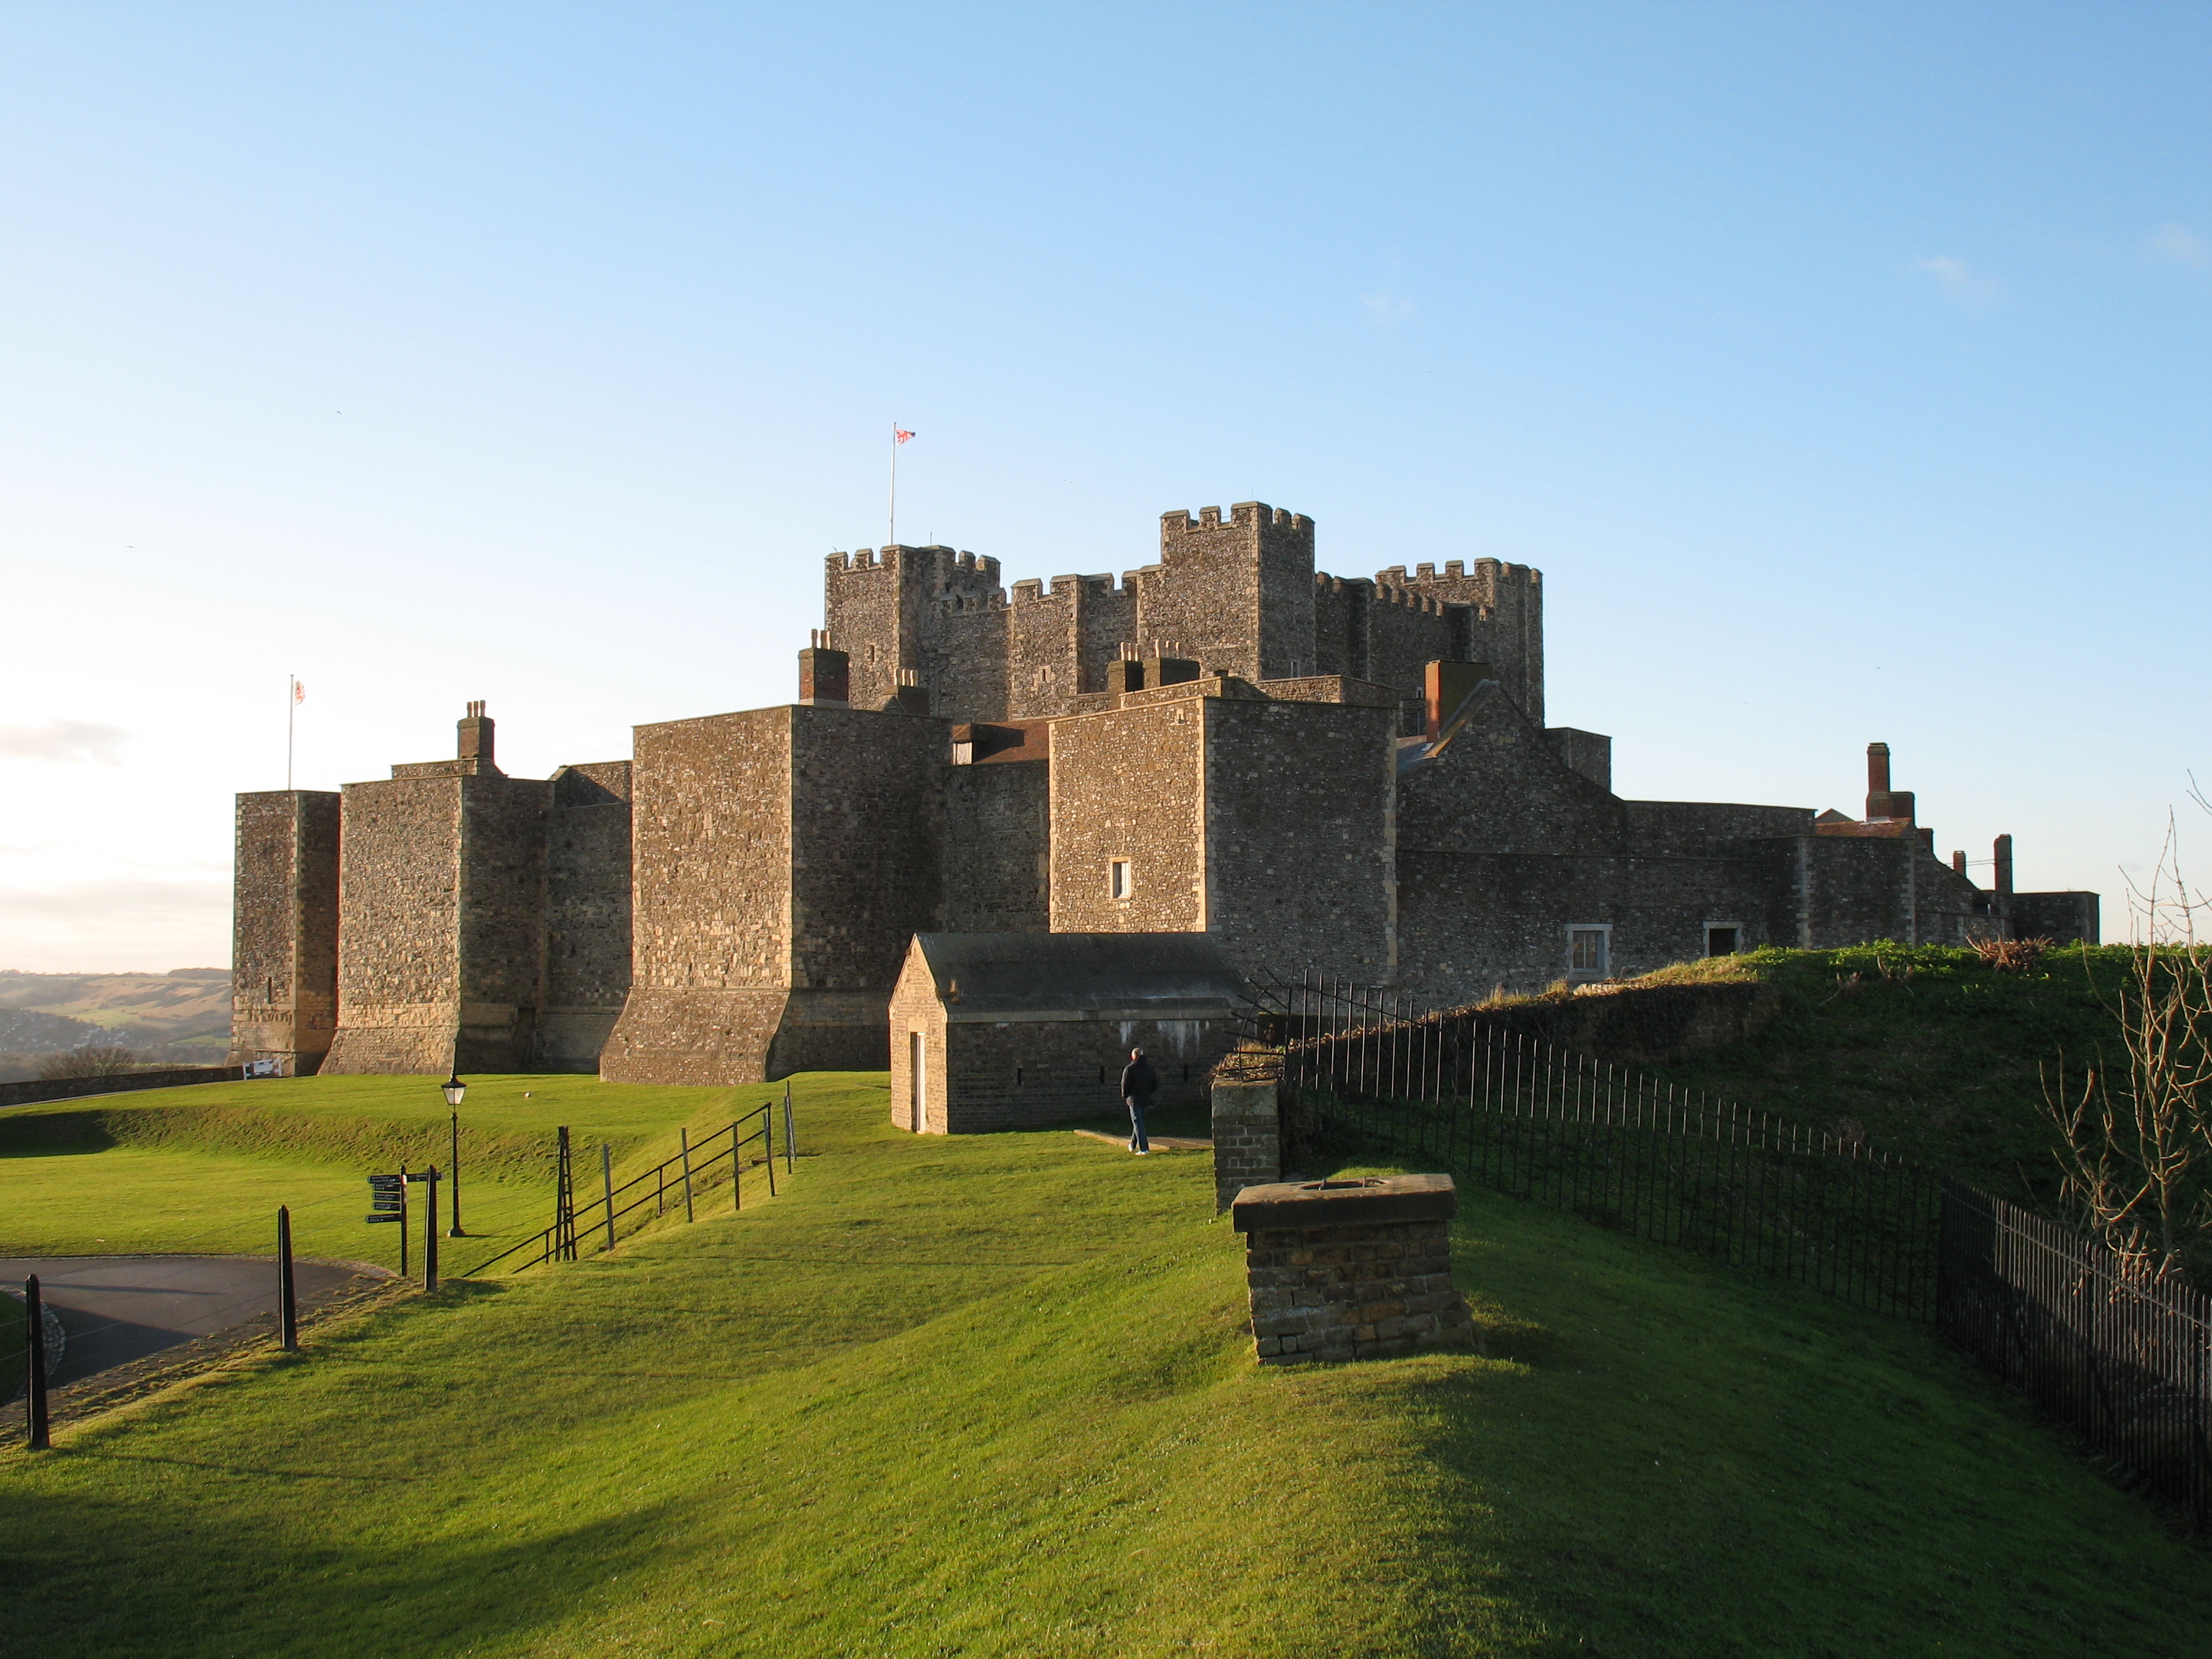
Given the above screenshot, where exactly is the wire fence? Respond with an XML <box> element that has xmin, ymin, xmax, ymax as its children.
<box><xmin>1244</xmin><ymin>970</ymin><xmax>2212</xmax><ymax>1526</ymax></box>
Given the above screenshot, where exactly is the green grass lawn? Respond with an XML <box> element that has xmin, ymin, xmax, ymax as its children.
<box><xmin>0</xmin><ymin>1074</ymin><xmax>851</xmax><ymax>1273</ymax></box>
<box><xmin>2</xmin><ymin>1073</ymin><xmax>2208</xmax><ymax>1655</ymax></box>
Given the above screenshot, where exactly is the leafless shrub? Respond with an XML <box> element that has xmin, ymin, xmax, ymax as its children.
<box><xmin>35</xmin><ymin>1044</ymin><xmax>139</xmax><ymax>1080</ymax></box>
<box><xmin>2038</xmin><ymin>818</ymin><xmax>2211</xmax><ymax>1282</ymax></box>
<box><xmin>1973</xmin><ymin>936</ymin><xmax>2053</xmax><ymax>974</ymax></box>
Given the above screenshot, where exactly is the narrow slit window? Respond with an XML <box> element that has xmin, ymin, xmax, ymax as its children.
<box><xmin>1109</xmin><ymin>859</ymin><xmax>1133</xmax><ymax>900</ymax></box>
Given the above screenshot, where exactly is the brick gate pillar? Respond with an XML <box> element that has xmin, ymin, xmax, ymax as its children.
<box><xmin>1210</xmin><ymin>1059</ymin><xmax>1282</xmax><ymax>1212</ymax></box>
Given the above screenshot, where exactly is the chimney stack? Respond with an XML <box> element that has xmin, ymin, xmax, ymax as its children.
<box><xmin>1863</xmin><ymin>741</ymin><xmax>1915</xmax><ymax>823</ymax></box>
<box><xmin>1994</xmin><ymin>834</ymin><xmax>2014</xmax><ymax>897</ymax></box>
<box><xmin>889</xmin><ymin>667</ymin><xmax>930</xmax><ymax>715</ymax></box>
<box><xmin>798</xmin><ymin>631</ymin><xmax>850</xmax><ymax>706</ymax></box>
<box><xmin>1424</xmin><ymin>661</ymin><xmax>1493</xmax><ymax>744</ymax></box>
<box><xmin>457</xmin><ymin>701</ymin><xmax>494</xmax><ymax>765</ymax></box>
<box><xmin>1951</xmin><ymin>850</ymin><xmax>1967</xmax><ymax>876</ymax></box>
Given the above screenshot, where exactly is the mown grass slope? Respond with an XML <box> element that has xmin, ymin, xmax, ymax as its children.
<box><xmin>4</xmin><ymin>1076</ymin><xmax>2208</xmax><ymax>1656</ymax></box>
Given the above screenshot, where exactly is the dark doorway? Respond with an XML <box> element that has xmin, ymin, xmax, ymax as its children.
<box><xmin>1706</xmin><ymin>927</ymin><xmax>1740</xmax><ymax>956</ymax></box>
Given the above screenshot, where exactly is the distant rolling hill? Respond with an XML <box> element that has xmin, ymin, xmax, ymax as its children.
<box><xmin>0</xmin><ymin>968</ymin><xmax>231</xmax><ymax>1078</ymax></box>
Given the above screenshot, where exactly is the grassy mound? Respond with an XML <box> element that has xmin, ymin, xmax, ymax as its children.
<box><xmin>4</xmin><ymin>1084</ymin><xmax>2206</xmax><ymax>1655</ymax></box>
<box><xmin>1615</xmin><ymin>945</ymin><xmax>2137</xmax><ymax>1208</ymax></box>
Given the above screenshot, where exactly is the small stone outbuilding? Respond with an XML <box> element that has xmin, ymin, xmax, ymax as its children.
<box><xmin>889</xmin><ymin>932</ymin><xmax>1246</xmax><ymax>1133</ymax></box>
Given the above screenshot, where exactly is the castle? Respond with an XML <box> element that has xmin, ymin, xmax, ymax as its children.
<box><xmin>230</xmin><ymin>500</ymin><xmax>2098</xmax><ymax>1093</ymax></box>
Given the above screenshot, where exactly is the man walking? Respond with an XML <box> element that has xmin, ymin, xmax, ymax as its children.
<box><xmin>1120</xmin><ymin>1046</ymin><xmax>1157</xmax><ymax>1154</ymax></box>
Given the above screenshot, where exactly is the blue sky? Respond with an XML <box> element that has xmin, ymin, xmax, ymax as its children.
<box><xmin>1</xmin><ymin>2</ymin><xmax>2205</xmax><ymax>971</ymax></box>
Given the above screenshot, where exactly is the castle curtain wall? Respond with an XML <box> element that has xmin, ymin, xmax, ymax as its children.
<box><xmin>1049</xmin><ymin>694</ymin><xmax>1210</xmax><ymax>936</ymax></box>
<box><xmin>603</xmin><ymin>703</ymin><xmax>947</xmax><ymax>1084</ymax></box>
<box><xmin>229</xmin><ymin>789</ymin><xmax>340</xmax><ymax>1075</ymax></box>
<box><xmin>1200</xmin><ymin>692</ymin><xmax>1398</xmax><ymax>981</ymax></box>
<box><xmin>601</xmin><ymin>707</ymin><xmax>799</xmax><ymax>1083</ymax></box>
<box><xmin>322</xmin><ymin>772</ymin><xmax>553</xmax><ymax>1075</ymax></box>
<box><xmin>943</xmin><ymin>758</ymin><xmax>1051</xmax><ymax>932</ymax></box>
<box><xmin>1048</xmin><ymin>678</ymin><xmax>1398</xmax><ymax>981</ymax></box>
<box><xmin>454</xmin><ymin>776</ymin><xmax>552</xmax><ymax>1071</ymax></box>
<box><xmin>540</xmin><ymin>762</ymin><xmax>634</xmax><ymax>1071</ymax></box>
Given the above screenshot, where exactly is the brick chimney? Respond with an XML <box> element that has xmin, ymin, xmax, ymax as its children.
<box><xmin>798</xmin><ymin>631</ymin><xmax>850</xmax><ymax>706</ymax></box>
<box><xmin>889</xmin><ymin>668</ymin><xmax>930</xmax><ymax>715</ymax></box>
<box><xmin>1424</xmin><ymin>661</ymin><xmax>1492</xmax><ymax>743</ymax></box>
<box><xmin>458</xmin><ymin>701</ymin><xmax>494</xmax><ymax>766</ymax></box>
<box><xmin>1864</xmin><ymin>742</ymin><xmax>1915</xmax><ymax>823</ymax></box>
<box><xmin>1994</xmin><ymin>834</ymin><xmax>2014</xmax><ymax>897</ymax></box>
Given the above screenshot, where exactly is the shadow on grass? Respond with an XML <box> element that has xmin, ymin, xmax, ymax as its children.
<box><xmin>4</xmin><ymin>1480</ymin><xmax>715</xmax><ymax>1659</ymax></box>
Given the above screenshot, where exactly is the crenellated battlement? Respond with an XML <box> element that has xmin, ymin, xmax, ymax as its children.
<box><xmin>819</xmin><ymin>500</ymin><xmax>1537</xmax><ymax>727</ymax></box>
<box><xmin>827</xmin><ymin>544</ymin><xmax>1002</xmax><ymax>589</ymax></box>
<box><xmin>1161</xmin><ymin>502</ymin><xmax>1316</xmax><ymax>538</ymax></box>
<box><xmin>1378</xmin><ymin>557</ymin><xmax>1542</xmax><ymax>595</ymax></box>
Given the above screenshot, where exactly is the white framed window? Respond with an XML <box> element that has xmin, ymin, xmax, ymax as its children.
<box><xmin>1705</xmin><ymin>922</ymin><xmax>1743</xmax><ymax>957</ymax></box>
<box><xmin>1109</xmin><ymin>859</ymin><xmax>1134</xmax><ymax>900</ymax></box>
<box><xmin>1567</xmin><ymin>924</ymin><xmax>1611</xmax><ymax>981</ymax></box>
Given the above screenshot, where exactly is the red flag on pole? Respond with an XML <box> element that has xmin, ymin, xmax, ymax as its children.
<box><xmin>894</xmin><ymin>428</ymin><xmax>914</xmax><ymax>444</ymax></box>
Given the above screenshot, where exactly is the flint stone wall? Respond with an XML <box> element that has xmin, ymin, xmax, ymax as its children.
<box><xmin>229</xmin><ymin>789</ymin><xmax>340</xmax><ymax>1074</ymax></box>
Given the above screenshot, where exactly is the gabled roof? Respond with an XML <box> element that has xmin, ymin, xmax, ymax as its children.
<box><xmin>904</xmin><ymin>932</ymin><xmax>1246</xmax><ymax>1023</ymax></box>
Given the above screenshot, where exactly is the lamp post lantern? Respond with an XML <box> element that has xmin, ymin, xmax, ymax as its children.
<box><xmin>443</xmin><ymin>1074</ymin><xmax>467</xmax><ymax>1236</ymax></box>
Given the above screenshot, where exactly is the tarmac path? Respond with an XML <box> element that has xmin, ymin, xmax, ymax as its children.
<box><xmin>1</xmin><ymin>1255</ymin><xmax>365</xmax><ymax>1386</ymax></box>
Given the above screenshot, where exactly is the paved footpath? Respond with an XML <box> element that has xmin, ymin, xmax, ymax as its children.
<box><xmin>2</xmin><ymin>1255</ymin><xmax>364</xmax><ymax>1386</ymax></box>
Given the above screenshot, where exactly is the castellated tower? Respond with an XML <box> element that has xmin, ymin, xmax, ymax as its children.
<box><xmin>228</xmin><ymin>789</ymin><xmax>340</xmax><ymax>1074</ymax></box>
<box><xmin>1373</xmin><ymin>559</ymin><xmax>1544</xmax><ymax>728</ymax></box>
<box><xmin>1135</xmin><ymin>503</ymin><xmax>1317</xmax><ymax>683</ymax></box>
<box><xmin>824</xmin><ymin>544</ymin><xmax>1003</xmax><ymax>715</ymax></box>
<box><xmin>818</xmin><ymin>505</ymin><xmax>1543</xmax><ymax>732</ymax></box>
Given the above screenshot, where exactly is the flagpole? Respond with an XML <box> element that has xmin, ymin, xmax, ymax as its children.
<box><xmin>887</xmin><ymin>422</ymin><xmax>898</xmax><ymax>547</ymax></box>
<box><xmin>287</xmin><ymin>675</ymin><xmax>295</xmax><ymax>792</ymax></box>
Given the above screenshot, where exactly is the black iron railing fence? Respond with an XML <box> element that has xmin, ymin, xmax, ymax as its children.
<box><xmin>1940</xmin><ymin>1184</ymin><xmax>2212</xmax><ymax>1520</ymax></box>
<box><xmin>1244</xmin><ymin>971</ymin><xmax>2212</xmax><ymax>1524</ymax></box>
<box><xmin>459</xmin><ymin>1100</ymin><xmax>786</xmax><ymax>1277</ymax></box>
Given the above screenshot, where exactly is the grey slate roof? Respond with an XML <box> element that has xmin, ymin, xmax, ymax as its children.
<box><xmin>907</xmin><ymin>932</ymin><xmax>1247</xmax><ymax>1023</ymax></box>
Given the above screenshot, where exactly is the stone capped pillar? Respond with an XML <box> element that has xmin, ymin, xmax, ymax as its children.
<box><xmin>1229</xmin><ymin>1174</ymin><xmax>1475</xmax><ymax>1365</ymax></box>
<box><xmin>1210</xmin><ymin>1059</ymin><xmax>1282</xmax><ymax>1211</ymax></box>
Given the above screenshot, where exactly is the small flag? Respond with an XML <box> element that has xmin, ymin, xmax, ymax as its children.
<box><xmin>292</xmin><ymin>678</ymin><xmax>305</xmax><ymax>704</ymax></box>
<box><xmin>894</xmin><ymin>428</ymin><xmax>914</xmax><ymax>444</ymax></box>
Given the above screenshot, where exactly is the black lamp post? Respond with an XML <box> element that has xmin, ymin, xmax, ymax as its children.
<box><xmin>443</xmin><ymin>1073</ymin><xmax>467</xmax><ymax>1236</ymax></box>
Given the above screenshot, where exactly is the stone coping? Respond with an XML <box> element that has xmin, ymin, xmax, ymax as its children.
<box><xmin>1230</xmin><ymin>1172</ymin><xmax>1457</xmax><ymax>1232</ymax></box>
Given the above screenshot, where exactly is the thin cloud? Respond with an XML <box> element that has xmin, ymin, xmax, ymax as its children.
<box><xmin>0</xmin><ymin>880</ymin><xmax>230</xmax><ymax>922</ymax></box>
<box><xmin>2149</xmin><ymin>223</ymin><xmax>2210</xmax><ymax>271</ymax></box>
<box><xmin>0</xmin><ymin>720</ymin><xmax>130</xmax><ymax>765</ymax></box>
<box><xmin>1362</xmin><ymin>292</ymin><xmax>1417</xmax><ymax>324</ymax></box>
<box><xmin>1910</xmin><ymin>254</ymin><xmax>2001</xmax><ymax>306</ymax></box>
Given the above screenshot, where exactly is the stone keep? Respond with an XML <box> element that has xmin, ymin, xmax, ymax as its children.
<box><xmin>236</xmin><ymin>498</ymin><xmax>2098</xmax><ymax>1084</ymax></box>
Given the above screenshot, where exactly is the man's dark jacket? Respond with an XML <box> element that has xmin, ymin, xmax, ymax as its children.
<box><xmin>1120</xmin><ymin>1056</ymin><xmax>1159</xmax><ymax>1102</ymax></box>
